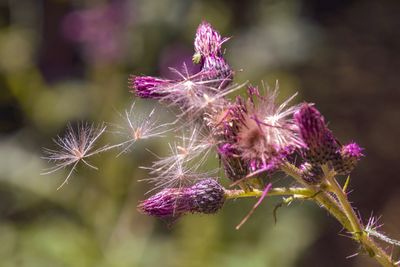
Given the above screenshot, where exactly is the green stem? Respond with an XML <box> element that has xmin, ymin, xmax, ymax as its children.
<box><xmin>322</xmin><ymin>166</ymin><xmax>362</xmax><ymax>235</ymax></box>
<box><xmin>224</xmin><ymin>187</ymin><xmax>349</xmax><ymax>224</ymax></box>
<box><xmin>225</xmin><ymin>187</ymin><xmax>314</xmax><ymax>199</ymax></box>
<box><xmin>281</xmin><ymin>163</ymin><xmax>352</xmax><ymax>230</ymax></box>
<box><xmin>321</xmin><ymin>166</ymin><xmax>396</xmax><ymax>267</ymax></box>
<box><xmin>225</xmin><ymin>162</ymin><xmax>397</xmax><ymax>266</ymax></box>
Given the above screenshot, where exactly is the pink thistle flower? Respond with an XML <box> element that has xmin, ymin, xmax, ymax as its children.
<box><xmin>137</xmin><ymin>178</ymin><xmax>225</xmax><ymax>219</ymax></box>
<box><xmin>204</xmin><ymin>103</ymin><xmax>250</xmax><ymax>182</ymax></box>
<box><xmin>294</xmin><ymin>103</ymin><xmax>339</xmax><ymax>165</ymax></box>
<box><xmin>233</xmin><ymin>85</ymin><xmax>302</xmax><ymax>173</ymax></box>
<box><xmin>193</xmin><ymin>21</ymin><xmax>233</xmax><ymax>88</ymax></box>
<box><xmin>129</xmin><ymin>75</ymin><xmax>172</xmax><ymax>99</ymax></box>
<box><xmin>333</xmin><ymin>142</ymin><xmax>364</xmax><ymax>175</ymax></box>
<box><xmin>194</xmin><ymin>21</ymin><xmax>229</xmax><ymax>59</ymax></box>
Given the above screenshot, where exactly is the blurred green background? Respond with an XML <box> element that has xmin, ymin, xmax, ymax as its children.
<box><xmin>1</xmin><ymin>0</ymin><xmax>400</xmax><ymax>266</ymax></box>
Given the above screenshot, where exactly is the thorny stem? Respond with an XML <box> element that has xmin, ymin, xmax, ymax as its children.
<box><xmin>280</xmin><ymin>162</ymin><xmax>352</xmax><ymax>231</ymax></box>
<box><xmin>227</xmin><ymin>162</ymin><xmax>397</xmax><ymax>267</ymax></box>
<box><xmin>322</xmin><ymin>166</ymin><xmax>363</xmax><ymax>236</ymax></box>
<box><xmin>321</xmin><ymin>166</ymin><xmax>396</xmax><ymax>267</ymax></box>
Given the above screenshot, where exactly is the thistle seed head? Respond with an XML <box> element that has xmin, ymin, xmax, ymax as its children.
<box><xmin>112</xmin><ymin>102</ymin><xmax>170</xmax><ymax>156</ymax></box>
<box><xmin>233</xmin><ymin>86</ymin><xmax>301</xmax><ymax>174</ymax></box>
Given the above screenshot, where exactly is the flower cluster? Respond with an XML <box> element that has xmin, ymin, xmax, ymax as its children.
<box><xmin>129</xmin><ymin>21</ymin><xmax>363</xmax><ymax>217</ymax></box>
<box><xmin>45</xmin><ymin>21</ymin><xmax>363</xmax><ymax>220</ymax></box>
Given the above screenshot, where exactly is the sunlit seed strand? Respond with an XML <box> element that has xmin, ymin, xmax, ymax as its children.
<box><xmin>83</xmin><ymin>125</ymin><xmax>108</xmax><ymax>157</ymax></box>
<box><xmin>56</xmin><ymin>160</ymin><xmax>79</xmax><ymax>190</ymax></box>
<box><xmin>81</xmin><ymin>125</ymin><xmax>107</xmax><ymax>158</ymax></box>
<box><xmin>41</xmin><ymin>161</ymin><xmax>72</xmax><ymax>175</ymax></box>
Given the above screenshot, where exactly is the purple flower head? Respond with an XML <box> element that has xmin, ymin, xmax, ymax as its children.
<box><xmin>294</xmin><ymin>103</ymin><xmax>339</xmax><ymax>164</ymax></box>
<box><xmin>342</xmin><ymin>142</ymin><xmax>363</xmax><ymax>158</ymax></box>
<box><xmin>233</xmin><ymin>87</ymin><xmax>302</xmax><ymax>174</ymax></box>
<box><xmin>194</xmin><ymin>21</ymin><xmax>228</xmax><ymax>59</ymax></box>
<box><xmin>129</xmin><ymin>75</ymin><xmax>171</xmax><ymax>99</ymax></box>
<box><xmin>193</xmin><ymin>22</ymin><xmax>233</xmax><ymax>89</ymax></box>
<box><xmin>333</xmin><ymin>142</ymin><xmax>364</xmax><ymax>175</ymax></box>
<box><xmin>206</xmin><ymin>86</ymin><xmax>301</xmax><ymax>182</ymax></box>
<box><xmin>137</xmin><ymin>178</ymin><xmax>225</xmax><ymax>219</ymax></box>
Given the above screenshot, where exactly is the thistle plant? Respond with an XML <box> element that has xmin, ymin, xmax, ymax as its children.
<box><xmin>43</xmin><ymin>21</ymin><xmax>400</xmax><ymax>266</ymax></box>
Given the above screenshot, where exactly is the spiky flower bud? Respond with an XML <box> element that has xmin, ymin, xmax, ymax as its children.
<box><xmin>194</xmin><ymin>21</ymin><xmax>226</xmax><ymax>58</ymax></box>
<box><xmin>193</xmin><ymin>21</ymin><xmax>233</xmax><ymax>88</ymax></box>
<box><xmin>294</xmin><ymin>104</ymin><xmax>339</xmax><ymax>165</ymax></box>
<box><xmin>300</xmin><ymin>162</ymin><xmax>324</xmax><ymax>185</ymax></box>
<box><xmin>190</xmin><ymin>178</ymin><xmax>225</xmax><ymax>214</ymax></box>
<box><xmin>333</xmin><ymin>142</ymin><xmax>363</xmax><ymax>175</ymax></box>
<box><xmin>129</xmin><ymin>75</ymin><xmax>171</xmax><ymax>99</ymax></box>
<box><xmin>137</xmin><ymin>178</ymin><xmax>225</xmax><ymax>219</ymax></box>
